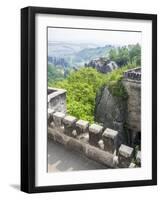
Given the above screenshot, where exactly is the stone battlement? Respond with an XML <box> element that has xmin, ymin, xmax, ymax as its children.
<box><xmin>123</xmin><ymin>67</ymin><xmax>141</xmax><ymax>82</ymax></box>
<box><xmin>48</xmin><ymin>110</ymin><xmax>141</xmax><ymax>169</ymax></box>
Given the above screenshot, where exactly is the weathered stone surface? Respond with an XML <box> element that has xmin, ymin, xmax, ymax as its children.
<box><xmin>89</xmin><ymin>124</ymin><xmax>103</xmax><ymax>146</ymax></box>
<box><xmin>86</xmin><ymin>57</ymin><xmax>118</xmax><ymax>74</ymax></box>
<box><xmin>66</xmin><ymin>137</ymin><xmax>86</xmax><ymax>153</ymax></box>
<box><xmin>48</xmin><ymin>87</ymin><xmax>66</xmax><ymax>113</ymax></box>
<box><xmin>63</xmin><ymin>115</ymin><xmax>77</xmax><ymax>136</ymax></box>
<box><xmin>136</xmin><ymin>151</ymin><xmax>141</xmax><ymax>166</ymax></box>
<box><xmin>129</xmin><ymin>163</ymin><xmax>136</xmax><ymax>168</ymax></box>
<box><xmin>53</xmin><ymin>112</ymin><xmax>65</xmax><ymax>127</ymax></box>
<box><xmin>119</xmin><ymin>144</ymin><xmax>133</xmax><ymax>158</ymax></box>
<box><xmin>48</xmin><ymin>127</ymin><xmax>69</xmax><ymax>146</ymax></box>
<box><xmin>76</xmin><ymin>119</ymin><xmax>89</xmax><ymax>135</ymax></box>
<box><xmin>102</xmin><ymin>128</ymin><xmax>118</xmax><ymax>153</ymax></box>
<box><xmin>94</xmin><ymin>86</ymin><xmax>127</xmax><ymax>145</ymax></box>
<box><xmin>63</xmin><ymin>116</ymin><xmax>77</xmax><ymax>125</ymax></box>
<box><xmin>122</xmin><ymin>79</ymin><xmax>141</xmax><ymax>132</ymax></box>
<box><xmin>85</xmin><ymin>145</ymin><xmax>114</xmax><ymax>168</ymax></box>
<box><xmin>95</xmin><ymin>68</ymin><xmax>141</xmax><ymax>146</ymax></box>
<box><xmin>118</xmin><ymin>144</ymin><xmax>134</xmax><ymax>168</ymax></box>
<box><xmin>48</xmin><ymin>126</ymin><xmax>115</xmax><ymax>168</ymax></box>
<box><xmin>124</xmin><ymin>67</ymin><xmax>141</xmax><ymax>81</ymax></box>
<box><xmin>48</xmin><ymin>108</ymin><xmax>55</xmax><ymax>125</ymax></box>
<box><xmin>89</xmin><ymin>124</ymin><xmax>103</xmax><ymax>134</ymax></box>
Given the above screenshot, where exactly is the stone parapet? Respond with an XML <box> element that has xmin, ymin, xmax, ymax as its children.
<box><xmin>123</xmin><ymin>67</ymin><xmax>141</xmax><ymax>81</ymax></box>
<box><xmin>48</xmin><ymin>111</ymin><xmax>140</xmax><ymax>168</ymax></box>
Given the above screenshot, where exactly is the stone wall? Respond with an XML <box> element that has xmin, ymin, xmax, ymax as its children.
<box><xmin>122</xmin><ymin>68</ymin><xmax>141</xmax><ymax>133</ymax></box>
<box><xmin>48</xmin><ymin>87</ymin><xmax>67</xmax><ymax>114</ymax></box>
<box><xmin>48</xmin><ymin>111</ymin><xmax>141</xmax><ymax>168</ymax></box>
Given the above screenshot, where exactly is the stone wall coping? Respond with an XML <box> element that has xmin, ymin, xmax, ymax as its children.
<box><xmin>102</xmin><ymin>128</ymin><xmax>118</xmax><ymax>139</ymax></box>
<box><xmin>63</xmin><ymin>115</ymin><xmax>77</xmax><ymax>125</ymax></box>
<box><xmin>53</xmin><ymin>112</ymin><xmax>66</xmax><ymax>119</ymax></box>
<box><xmin>89</xmin><ymin>124</ymin><xmax>103</xmax><ymax>134</ymax></box>
<box><xmin>124</xmin><ymin>67</ymin><xmax>141</xmax><ymax>73</ymax></box>
<box><xmin>119</xmin><ymin>144</ymin><xmax>133</xmax><ymax>158</ymax></box>
<box><xmin>48</xmin><ymin>87</ymin><xmax>67</xmax><ymax>103</ymax></box>
<box><xmin>76</xmin><ymin>119</ymin><xmax>89</xmax><ymax>129</ymax></box>
<box><xmin>48</xmin><ymin>108</ymin><xmax>55</xmax><ymax>114</ymax></box>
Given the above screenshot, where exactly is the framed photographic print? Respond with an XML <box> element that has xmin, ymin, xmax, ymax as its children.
<box><xmin>21</xmin><ymin>6</ymin><xmax>157</xmax><ymax>193</ymax></box>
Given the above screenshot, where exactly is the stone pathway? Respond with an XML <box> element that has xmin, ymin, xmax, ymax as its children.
<box><xmin>48</xmin><ymin>139</ymin><xmax>107</xmax><ymax>172</ymax></box>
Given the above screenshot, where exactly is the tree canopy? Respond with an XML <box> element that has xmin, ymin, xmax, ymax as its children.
<box><xmin>109</xmin><ymin>43</ymin><xmax>141</xmax><ymax>67</ymax></box>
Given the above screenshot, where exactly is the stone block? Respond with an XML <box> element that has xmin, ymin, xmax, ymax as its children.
<box><xmin>76</xmin><ymin>119</ymin><xmax>89</xmax><ymax>135</ymax></box>
<box><xmin>102</xmin><ymin>128</ymin><xmax>118</xmax><ymax>154</ymax></box>
<box><xmin>48</xmin><ymin>108</ymin><xmax>55</xmax><ymax>125</ymax></box>
<box><xmin>118</xmin><ymin>144</ymin><xmax>134</xmax><ymax>168</ymax></box>
<box><xmin>89</xmin><ymin>124</ymin><xmax>103</xmax><ymax>146</ymax></box>
<box><xmin>129</xmin><ymin>162</ymin><xmax>136</xmax><ymax>168</ymax></box>
<box><xmin>66</xmin><ymin>137</ymin><xmax>86</xmax><ymax>153</ymax></box>
<box><xmin>63</xmin><ymin>115</ymin><xmax>77</xmax><ymax>136</ymax></box>
<box><xmin>136</xmin><ymin>151</ymin><xmax>141</xmax><ymax>166</ymax></box>
<box><xmin>53</xmin><ymin>112</ymin><xmax>65</xmax><ymax>127</ymax></box>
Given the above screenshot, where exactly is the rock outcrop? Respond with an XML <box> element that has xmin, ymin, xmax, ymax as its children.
<box><xmin>86</xmin><ymin>57</ymin><xmax>118</xmax><ymax>74</ymax></box>
<box><xmin>94</xmin><ymin>86</ymin><xmax>127</xmax><ymax>145</ymax></box>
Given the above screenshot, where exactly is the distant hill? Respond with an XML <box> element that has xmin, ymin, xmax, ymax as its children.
<box><xmin>48</xmin><ymin>42</ymin><xmax>115</xmax><ymax>68</ymax></box>
<box><xmin>75</xmin><ymin>45</ymin><xmax>113</xmax><ymax>61</ymax></box>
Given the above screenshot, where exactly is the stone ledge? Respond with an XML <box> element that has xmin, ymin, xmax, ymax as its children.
<box><xmin>63</xmin><ymin>116</ymin><xmax>77</xmax><ymax>125</ymax></box>
<box><xmin>89</xmin><ymin>124</ymin><xmax>103</xmax><ymax>134</ymax></box>
<box><xmin>103</xmin><ymin>128</ymin><xmax>118</xmax><ymax>139</ymax></box>
<box><xmin>48</xmin><ymin>87</ymin><xmax>66</xmax><ymax>103</ymax></box>
<box><xmin>76</xmin><ymin>119</ymin><xmax>89</xmax><ymax>129</ymax></box>
<box><xmin>119</xmin><ymin>144</ymin><xmax>133</xmax><ymax>158</ymax></box>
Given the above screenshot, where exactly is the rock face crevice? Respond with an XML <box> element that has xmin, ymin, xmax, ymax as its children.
<box><xmin>94</xmin><ymin>86</ymin><xmax>127</xmax><ymax>145</ymax></box>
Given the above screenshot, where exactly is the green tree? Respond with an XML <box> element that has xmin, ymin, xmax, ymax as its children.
<box><xmin>128</xmin><ymin>43</ymin><xmax>141</xmax><ymax>66</ymax></box>
<box><xmin>48</xmin><ymin>64</ymin><xmax>64</xmax><ymax>85</ymax></box>
<box><xmin>50</xmin><ymin>65</ymin><xmax>136</xmax><ymax>123</ymax></box>
<box><xmin>109</xmin><ymin>44</ymin><xmax>141</xmax><ymax>67</ymax></box>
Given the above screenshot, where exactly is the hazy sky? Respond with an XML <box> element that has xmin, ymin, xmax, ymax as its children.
<box><xmin>48</xmin><ymin>27</ymin><xmax>141</xmax><ymax>46</ymax></box>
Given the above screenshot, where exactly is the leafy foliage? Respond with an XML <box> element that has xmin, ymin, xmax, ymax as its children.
<box><xmin>51</xmin><ymin>68</ymin><xmax>107</xmax><ymax>123</ymax></box>
<box><xmin>48</xmin><ymin>64</ymin><xmax>64</xmax><ymax>85</ymax></box>
<box><xmin>109</xmin><ymin>44</ymin><xmax>141</xmax><ymax>67</ymax></box>
<box><xmin>105</xmin><ymin>63</ymin><xmax>136</xmax><ymax>98</ymax></box>
<box><xmin>51</xmin><ymin>64</ymin><xmax>135</xmax><ymax>123</ymax></box>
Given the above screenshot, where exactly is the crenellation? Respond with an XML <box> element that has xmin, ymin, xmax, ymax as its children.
<box><xmin>123</xmin><ymin>67</ymin><xmax>141</xmax><ymax>81</ymax></box>
<box><xmin>63</xmin><ymin>115</ymin><xmax>77</xmax><ymax>136</ymax></box>
<box><xmin>76</xmin><ymin>119</ymin><xmax>89</xmax><ymax>135</ymax></box>
<box><xmin>53</xmin><ymin>112</ymin><xmax>66</xmax><ymax>127</ymax></box>
<box><xmin>102</xmin><ymin>128</ymin><xmax>118</xmax><ymax>154</ymax></box>
<box><xmin>89</xmin><ymin>124</ymin><xmax>103</xmax><ymax>147</ymax></box>
<box><xmin>118</xmin><ymin>144</ymin><xmax>134</xmax><ymax>168</ymax></box>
